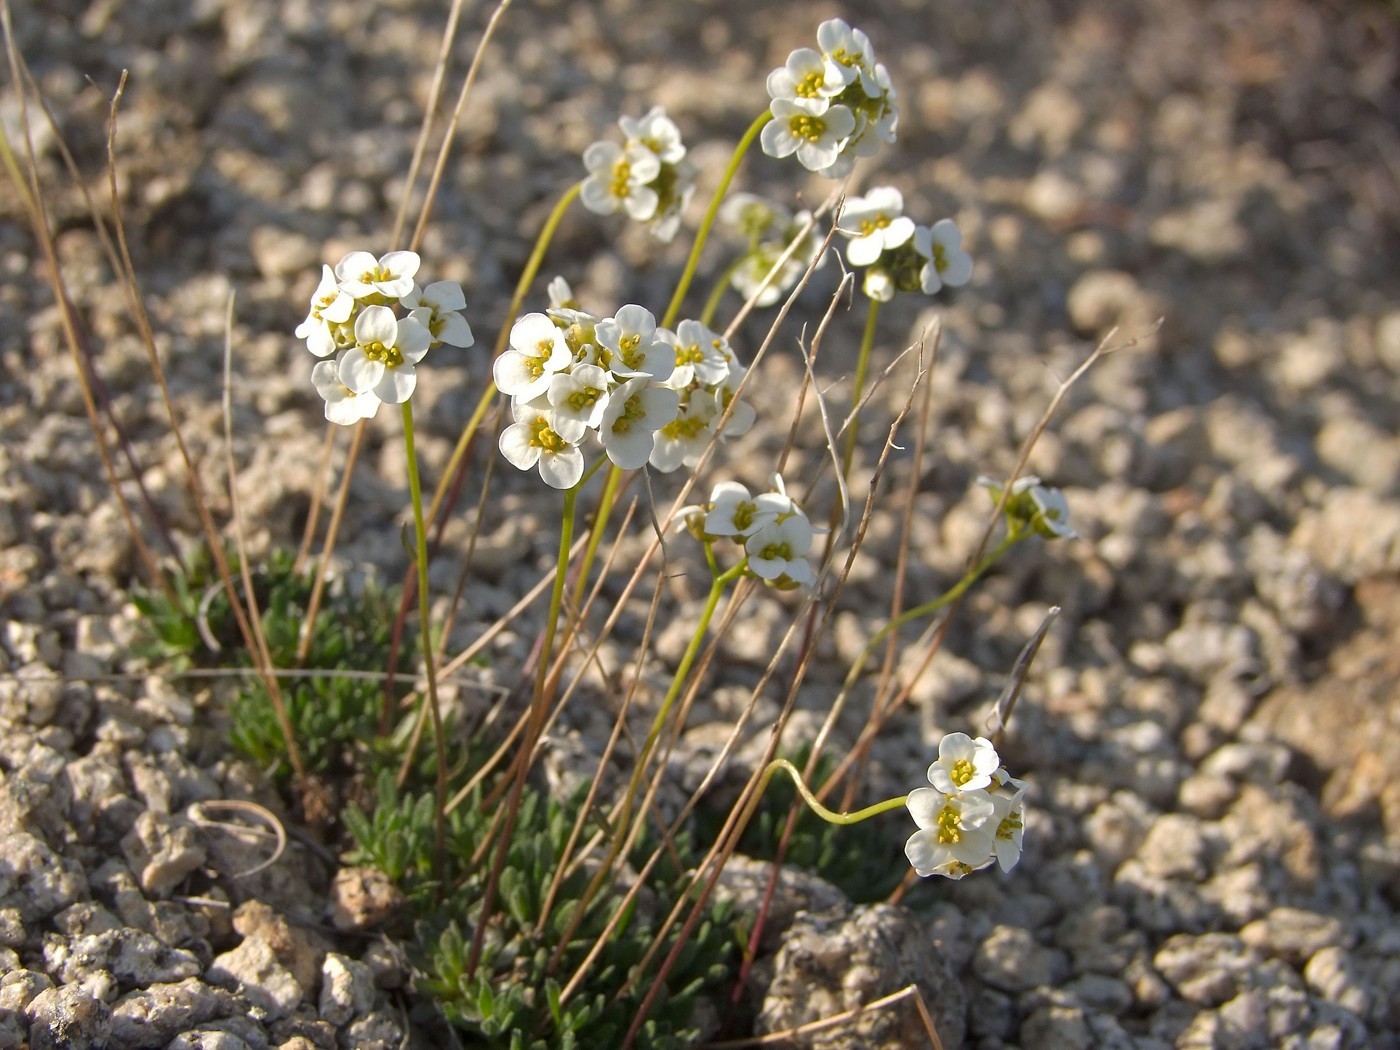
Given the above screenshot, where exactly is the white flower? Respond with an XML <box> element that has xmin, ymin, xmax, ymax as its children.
<box><xmin>646</xmin><ymin>157</ymin><xmax>697</xmax><ymax>243</ymax></box>
<box><xmin>915</xmin><ymin>219</ymin><xmax>974</xmax><ymax>294</ymax></box>
<box><xmin>312</xmin><ymin>354</ymin><xmax>381</xmax><ymax>425</ymax></box>
<box><xmin>861</xmin><ymin>264</ymin><xmax>896</xmax><ymax>302</ymax></box>
<box><xmin>401</xmin><ymin>281</ymin><xmax>474</xmax><ymax>348</ymax></box>
<box><xmin>494</xmin><ymin>313</ymin><xmax>573</xmax><ymax>401</ymax></box>
<box><xmin>710</xmin><ymin>380</ymin><xmax>756</xmax><ymax>438</ymax></box>
<box><xmin>926</xmin><ymin>733</ymin><xmax>1001</xmax><ymax>794</ymax></box>
<box><xmin>598</xmin><ymin>378</ymin><xmax>679</xmax><ymax>469</ymax></box>
<box><xmin>988</xmin><ymin>770</ymin><xmax>1027</xmax><ymax>872</ymax></box>
<box><xmin>766</xmin><ymin>47</ymin><xmax>844</xmax><ymax>112</ymax></box>
<box><xmin>499</xmin><ymin>397</ymin><xmax>584</xmax><ymax>490</ymax></box>
<box><xmin>295</xmin><ymin>264</ymin><xmax>355</xmax><ymax>357</ymax></box>
<box><xmin>580</xmin><ymin>140</ymin><xmax>661</xmax><ymax>221</ymax></box>
<box><xmin>839</xmin><ymin>186</ymin><xmax>916</xmax><ymax>267</ymax></box>
<box><xmin>704</xmin><ymin>481</ymin><xmax>778</xmax><ymax>539</ymax></box>
<box><xmin>904</xmin><ymin>786</ymin><xmax>998</xmax><ymax>877</ymax></box>
<box><xmin>547</xmin><ymin>362</ymin><xmax>613</xmax><ymax>435</ymax></box>
<box><xmin>1029</xmin><ymin>484</ymin><xmax>1076</xmax><ymax>539</ymax></box>
<box><xmin>594</xmin><ymin>305</ymin><xmax>674</xmax><ymax>382</ymax></box>
<box><xmin>334</xmin><ymin>250</ymin><xmax>420</xmax><ymax>301</ymax></box>
<box><xmin>661</xmin><ymin>320</ymin><xmax>731</xmax><ymax>388</ymax></box>
<box><xmin>649</xmin><ymin>398</ymin><xmax>717</xmax><ymax>473</ymax></box>
<box><xmin>720</xmin><ymin>192</ymin><xmax>791</xmax><ymax>243</ymax></box>
<box><xmin>337</xmin><ymin>305</ymin><xmax>432</xmax><ymax>404</ymax></box>
<box><xmin>760</xmin><ymin>99</ymin><xmax>856</xmax><ymax>175</ymax></box>
<box><xmin>744</xmin><ymin>513</ymin><xmax>816</xmax><ymax>588</ymax></box>
<box><xmin>619</xmin><ymin>105</ymin><xmax>686</xmax><ymax>164</ymax></box>
<box><xmin>817</xmin><ymin>18</ymin><xmax>878</xmax><ymax>95</ymax></box>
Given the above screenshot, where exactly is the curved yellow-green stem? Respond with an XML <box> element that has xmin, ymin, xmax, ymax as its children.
<box><xmin>763</xmin><ymin>759</ymin><xmax>909</xmax><ymax>825</ymax></box>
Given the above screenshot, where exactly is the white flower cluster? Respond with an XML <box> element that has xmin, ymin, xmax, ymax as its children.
<box><xmin>977</xmin><ymin>475</ymin><xmax>1077</xmax><ymax>540</ymax></box>
<box><xmin>835</xmin><ymin>188</ymin><xmax>973</xmax><ymax>302</ymax></box>
<box><xmin>494</xmin><ymin>280</ymin><xmax>755</xmax><ymax>489</ymax></box>
<box><xmin>760</xmin><ymin>18</ymin><xmax>898</xmax><ymax>178</ymax></box>
<box><xmin>295</xmin><ymin>251</ymin><xmax>474</xmax><ymax>424</ymax></box>
<box><xmin>905</xmin><ymin>733</ymin><xmax>1026</xmax><ymax>880</ymax></box>
<box><xmin>678</xmin><ymin>476</ymin><xmax>817</xmax><ymax>589</ymax></box>
<box><xmin>718</xmin><ymin>192</ymin><xmax>825</xmax><ymax>308</ymax></box>
<box><xmin>580</xmin><ymin>106</ymin><xmax>697</xmax><ymax>243</ymax></box>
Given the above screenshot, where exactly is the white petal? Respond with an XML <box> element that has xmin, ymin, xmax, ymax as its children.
<box><xmin>499</xmin><ymin>423</ymin><xmax>541</xmax><ymax>471</ymax></box>
<box><xmin>338</xmin><ymin>347</ymin><xmax>383</xmax><ymax>393</ymax></box>
<box><xmin>538</xmin><ymin>446</ymin><xmax>584</xmax><ymax>489</ymax></box>
<box><xmin>374</xmin><ymin>362</ymin><xmax>417</xmax><ymax>403</ymax></box>
<box><xmin>355</xmin><ymin>305</ymin><xmax>398</xmax><ymax>346</ymax></box>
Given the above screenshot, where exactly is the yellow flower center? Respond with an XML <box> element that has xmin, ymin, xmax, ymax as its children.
<box><xmin>797</xmin><ymin>71</ymin><xmax>825</xmax><ymax>97</ymax></box>
<box><xmin>362</xmin><ymin>340</ymin><xmax>403</xmax><ymax>368</ymax></box>
<box><xmin>757</xmin><ymin>540</ymin><xmax>792</xmax><ymax>561</ymax></box>
<box><xmin>732</xmin><ymin>502</ymin><xmax>756</xmax><ymax>531</ymax></box>
<box><xmin>950</xmin><ymin>758</ymin><xmax>975</xmax><ymax>787</ymax></box>
<box><xmin>618</xmin><ymin>333</ymin><xmax>643</xmax><ymax>368</ymax></box>
<box><xmin>661</xmin><ymin>414</ymin><xmax>708</xmax><ymax>440</ymax></box>
<box><xmin>935</xmin><ymin>805</ymin><xmax>965</xmax><ymax>845</ymax></box>
<box><xmin>676</xmin><ymin>343</ymin><xmax>704</xmax><ymax>367</ymax></box>
<box><xmin>611</xmin><ymin>393</ymin><xmax>648</xmax><ymax>435</ymax></box>
<box><xmin>611</xmin><ymin>160</ymin><xmax>633</xmax><ymax>199</ymax></box>
<box><xmin>529</xmin><ymin>417</ymin><xmax>568</xmax><ymax>453</ymax></box>
<box><xmin>858</xmin><ymin>215</ymin><xmax>890</xmax><ymax>236</ymax></box>
<box><xmin>788</xmin><ymin>114</ymin><xmax>828</xmax><ymax>143</ymax></box>
<box><xmin>567</xmin><ymin>386</ymin><xmax>603</xmax><ymax>412</ymax></box>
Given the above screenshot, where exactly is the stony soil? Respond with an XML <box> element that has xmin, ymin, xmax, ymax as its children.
<box><xmin>2</xmin><ymin>0</ymin><xmax>1398</xmax><ymax>1048</ymax></box>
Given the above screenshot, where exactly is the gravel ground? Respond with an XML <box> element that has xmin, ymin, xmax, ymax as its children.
<box><xmin>2</xmin><ymin>0</ymin><xmax>1399</xmax><ymax>1048</ymax></box>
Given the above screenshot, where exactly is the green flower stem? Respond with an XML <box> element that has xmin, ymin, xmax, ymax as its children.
<box><xmin>698</xmin><ymin>255</ymin><xmax>746</xmax><ymax>328</ymax></box>
<box><xmin>660</xmin><ymin>111</ymin><xmax>772</xmax><ymax>329</ymax></box>
<box><xmin>400</xmin><ymin>399</ymin><xmax>448</xmax><ymax>886</ymax></box>
<box><xmin>546</xmin><ymin>557</ymin><xmax>746</xmax><ymax>966</ymax></box>
<box><xmin>840</xmin><ymin>295</ymin><xmax>882</xmax><ymax>478</ymax></box>
<box><xmin>847</xmin><ymin>528</ymin><xmax>1024</xmax><ymax>692</ymax></box>
<box><xmin>570</xmin><ymin>461</ymin><xmax>622</xmax><ymax>610</ymax></box>
<box><xmin>420</xmin><ymin>181</ymin><xmax>583</xmax><ymax>536</ymax></box>
<box><xmin>467</xmin><ymin>479</ymin><xmax>581</xmax><ymax>979</ymax></box>
<box><xmin>763</xmin><ymin>758</ymin><xmax>908</xmax><ymax>825</ymax></box>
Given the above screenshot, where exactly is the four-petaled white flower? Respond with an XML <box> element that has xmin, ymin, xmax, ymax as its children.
<box><xmin>581</xmin><ymin>140</ymin><xmax>662</xmax><ymax>221</ymax></box>
<box><xmin>926</xmin><ymin>733</ymin><xmax>1001</xmax><ymax>794</ymax></box>
<box><xmin>401</xmin><ymin>281</ymin><xmax>475</xmax><ymax>348</ymax></box>
<box><xmin>1029</xmin><ymin>483</ymin><xmax>1077</xmax><ymax>539</ymax></box>
<box><xmin>904</xmin><ymin>784</ymin><xmax>997</xmax><ymax>878</ymax></box>
<box><xmin>296</xmin><ymin>265</ymin><xmax>355</xmax><ymax>357</ymax></box>
<box><xmin>594</xmin><ymin>305</ymin><xmax>674</xmax><ymax>383</ymax></box>
<box><xmin>334</xmin><ymin>250</ymin><xmax>420</xmax><ymax>300</ymax></box>
<box><xmin>817</xmin><ymin>18</ymin><xmax>879</xmax><ymax>95</ymax></box>
<box><xmin>765</xmin><ymin>48</ymin><xmax>844</xmax><ymax>112</ymax></box>
<box><xmin>598</xmin><ymin>377</ymin><xmax>679</xmax><ymax>469</ymax></box>
<box><xmin>547</xmin><ymin>362</ymin><xmax>613</xmax><ymax>435</ymax></box>
<box><xmin>704</xmin><ymin>481</ymin><xmax>778</xmax><ymax>539</ymax></box>
<box><xmin>338</xmin><ymin>305</ymin><xmax>432</xmax><ymax>404</ymax></box>
<box><xmin>312</xmin><ymin>355</ymin><xmax>381</xmax><ymax>425</ymax></box>
<box><xmin>661</xmin><ymin>320</ymin><xmax>730</xmax><ymax>389</ymax></box>
<box><xmin>619</xmin><ymin>105</ymin><xmax>686</xmax><ymax>164</ymax></box>
<box><xmin>761</xmin><ymin>99</ymin><xmax>856</xmax><ymax>174</ymax></box>
<box><xmin>495</xmin><ymin>313</ymin><xmax>574</xmax><ymax>401</ymax></box>
<box><xmin>839</xmin><ymin>187</ymin><xmax>916</xmax><ymax>267</ymax></box>
<box><xmin>916</xmin><ymin>219</ymin><xmax>974</xmax><ymax>294</ymax></box>
<box><xmin>744</xmin><ymin>513</ymin><xmax>816</xmax><ymax>588</ymax></box>
<box><xmin>499</xmin><ymin>397</ymin><xmax>585</xmax><ymax>490</ymax></box>
<box><xmin>904</xmin><ymin>736</ymin><xmax>1028</xmax><ymax>880</ymax></box>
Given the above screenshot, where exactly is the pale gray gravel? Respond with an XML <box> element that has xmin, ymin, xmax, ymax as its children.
<box><xmin>2</xmin><ymin>0</ymin><xmax>1398</xmax><ymax>1048</ymax></box>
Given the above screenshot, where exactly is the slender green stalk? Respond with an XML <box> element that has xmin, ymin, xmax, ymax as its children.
<box><xmin>660</xmin><ymin>111</ymin><xmax>772</xmax><ymax>329</ymax></box>
<box><xmin>570</xmin><ymin>462</ymin><xmax>622</xmax><ymax>609</ymax></box>
<box><xmin>698</xmin><ymin>256</ymin><xmax>746</xmax><ymax>328</ymax></box>
<box><xmin>840</xmin><ymin>295</ymin><xmax>881</xmax><ymax>477</ymax></box>
<box><xmin>763</xmin><ymin>759</ymin><xmax>908</xmax><ymax>824</ymax></box>
<box><xmin>466</xmin><ymin>480</ymin><xmax>580</xmax><ymax>979</ymax></box>
<box><xmin>546</xmin><ymin>556</ymin><xmax>746</xmax><ymax>969</ymax></box>
<box><xmin>400</xmin><ymin>399</ymin><xmax>448</xmax><ymax>886</ymax></box>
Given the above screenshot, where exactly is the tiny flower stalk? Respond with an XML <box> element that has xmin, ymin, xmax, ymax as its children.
<box><xmin>399</xmin><ymin>398</ymin><xmax>449</xmax><ymax>888</ymax></box>
<box><xmin>761</xmin><ymin>758</ymin><xmax>909</xmax><ymax>825</ymax></box>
